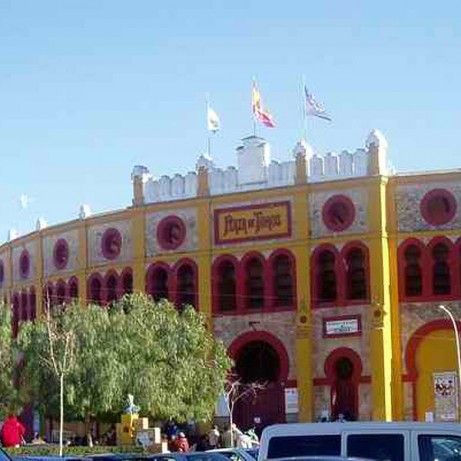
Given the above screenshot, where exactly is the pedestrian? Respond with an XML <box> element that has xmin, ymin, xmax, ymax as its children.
<box><xmin>1</xmin><ymin>413</ymin><xmax>25</xmax><ymax>448</ymax></box>
<box><xmin>221</xmin><ymin>424</ymin><xmax>232</xmax><ymax>448</ymax></box>
<box><xmin>208</xmin><ymin>425</ymin><xmax>220</xmax><ymax>449</ymax></box>
<box><xmin>175</xmin><ymin>432</ymin><xmax>190</xmax><ymax>452</ymax></box>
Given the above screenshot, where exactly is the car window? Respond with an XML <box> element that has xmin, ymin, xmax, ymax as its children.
<box><xmin>215</xmin><ymin>453</ymin><xmax>244</xmax><ymax>461</ymax></box>
<box><xmin>418</xmin><ymin>435</ymin><xmax>461</xmax><ymax>461</ymax></box>
<box><xmin>267</xmin><ymin>435</ymin><xmax>341</xmax><ymax>458</ymax></box>
<box><xmin>347</xmin><ymin>433</ymin><xmax>404</xmax><ymax>461</ymax></box>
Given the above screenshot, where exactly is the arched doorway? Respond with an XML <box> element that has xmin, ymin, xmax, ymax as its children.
<box><xmin>406</xmin><ymin>320</ymin><xmax>460</xmax><ymax>421</ymax></box>
<box><xmin>325</xmin><ymin>348</ymin><xmax>362</xmax><ymax>421</ymax></box>
<box><xmin>229</xmin><ymin>332</ymin><xmax>288</xmax><ymax>431</ymax></box>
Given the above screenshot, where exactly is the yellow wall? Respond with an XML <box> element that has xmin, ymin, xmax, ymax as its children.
<box><xmin>415</xmin><ymin>328</ymin><xmax>457</xmax><ymax>421</ymax></box>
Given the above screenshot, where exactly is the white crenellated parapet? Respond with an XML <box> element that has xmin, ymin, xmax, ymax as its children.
<box><xmin>140</xmin><ymin>131</ymin><xmax>394</xmax><ymax>204</ymax></box>
<box><xmin>144</xmin><ymin>172</ymin><xmax>197</xmax><ymax>203</ymax></box>
<box><xmin>268</xmin><ymin>160</ymin><xmax>296</xmax><ymax>187</ymax></box>
<box><xmin>308</xmin><ymin>148</ymin><xmax>369</xmax><ymax>182</ymax></box>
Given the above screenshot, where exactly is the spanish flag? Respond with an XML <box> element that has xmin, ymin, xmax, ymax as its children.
<box><xmin>252</xmin><ymin>82</ymin><xmax>276</xmax><ymax>128</ymax></box>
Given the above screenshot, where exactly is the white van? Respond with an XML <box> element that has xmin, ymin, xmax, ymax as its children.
<box><xmin>258</xmin><ymin>422</ymin><xmax>461</xmax><ymax>461</ymax></box>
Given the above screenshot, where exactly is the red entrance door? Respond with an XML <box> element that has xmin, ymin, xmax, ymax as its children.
<box><xmin>234</xmin><ymin>382</ymin><xmax>285</xmax><ymax>430</ymax></box>
<box><xmin>233</xmin><ymin>340</ymin><xmax>285</xmax><ymax>431</ymax></box>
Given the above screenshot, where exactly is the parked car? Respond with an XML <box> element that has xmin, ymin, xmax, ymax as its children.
<box><xmin>207</xmin><ymin>448</ymin><xmax>256</xmax><ymax>461</ymax></box>
<box><xmin>244</xmin><ymin>450</ymin><xmax>257</xmax><ymax>461</ymax></box>
<box><xmin>258</xmin><ymin>422</ymin><xmax>461</xmax><ymax>461</ymax></box>
<box><xmin>86</xmin><ymin>454</ymin><xmax>147</xmax><ymax>461</ymax></box>
<box><xmin>87</xmin><ymin>454</ymin><xmax>147</xmax><ymax>461</ymax></box>
<box><xmin>147</xmin><ymin>453</ymin><xmax>231</xmax><ymax>461</ymax></box>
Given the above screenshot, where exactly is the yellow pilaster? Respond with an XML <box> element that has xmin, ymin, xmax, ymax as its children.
<box><xmin>293</xmin><ymin>187</ymin><xmax>313</xmax><ymax>421</ymax></box>
<box><xmin>35</xmin><ymin>232</ymin><xmax>44</xmax><ymax>315</ymax></box>
<box><xmin>77</xmin><ymin>221</ymin><xmax>88</xmax><ymax>305</ymax></box>
<box><xmin>196</xmin><ymin>199</ymin><xmax>212</xmax><ymax>328</ymax></box>
<box><xmin>387</xmin><ymin>180</ymin><xmax>403</xmax><ymax>420</ymax></box>
<box><xmin>368</xmin><ymin>177</ymin><xmax>393</xmax><ymax>421</ymax></box>
<box><xmin>132</xmin><ymin>208</ymin><xmax>146</xmax><ymax>294</ymax></box>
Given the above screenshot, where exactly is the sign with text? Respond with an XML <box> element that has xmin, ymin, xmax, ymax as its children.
<box><xmin>434</xmin><ymin>372</ymin><xmax>458</xmax><ymax>422</ymax></box>
<box><xmin>214</xmin><ymin>201</ymin><xmax>291</xmax><ymax>244</ymax></box>
<box><xmin>323</xmin><ymin>316</ymin><xmax>361</xmax><ymax>338</ymax></box>
<box><xmin>285</xmin><ymin>388</ymin><xmax>299</xmax><ymax>414</ymax></box>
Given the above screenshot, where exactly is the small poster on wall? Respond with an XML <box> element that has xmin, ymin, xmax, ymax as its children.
<box><xmin>433</xmin><ymin>372</ymin><xmax>458</xmax><ymax>422</ymax></box>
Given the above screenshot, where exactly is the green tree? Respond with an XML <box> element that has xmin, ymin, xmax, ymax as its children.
<box><xmin>19</xmin><ymin>294</ymin><xmax>231</xmax><ymax>433</ymax></box>
<box><xmin>0</xmin><ymin>302</ymin><xmax>20</xmax><ymax>418</ymax></box>
<box><xmin>114</xmin><ymin>294</ymin><xmax>231</xmax><ymax>422</ymax></box>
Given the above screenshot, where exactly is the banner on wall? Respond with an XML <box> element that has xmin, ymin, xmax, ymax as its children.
<box><xmin>433</xmin><ymin>372</ymin><xmax>458</xmax><ymax>422</ymax></box>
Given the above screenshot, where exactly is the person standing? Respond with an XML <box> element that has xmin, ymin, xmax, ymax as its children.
<box><xmin>208</xmin><ymin>425</ymin><xmax>220</xmax><ymax>449</ymax></box>
<box><xmin>175</xmin><ymin>432</ymin><xmax>190</xmax><ymax>452</ymax></box>
<box><xmin>1</xmin><ymin>414</ymin><xmax>25</xmax><ymax>447</ymax></box>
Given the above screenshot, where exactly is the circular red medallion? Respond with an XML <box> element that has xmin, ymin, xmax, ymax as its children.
<box><xmin>101</xmin><ymin>228</ymin><xmax>122</xmax><ymax>260</ymax></box>
<box><xmin>420</xmin><ymin>188</ymin><xmax>457</xmax><ymax>226</ymax></box>
<box><xmin>157</xmin><ymin>216</ymin><xmax>186</xmax><ymax>250</ymax></box>
<box><xmin>322</xmin><ymin>195</ymin><xmax>355</xmax><ymax>232</ymax></box>
<box><xmin>19</xmin><ymin>250</ymin><xmax>30</xmax><ymax>278</ymax></box>
<box><xmin>53</xmin><ymin>239</ymin><xmax>69</xmax><ymax>270</ymax></box>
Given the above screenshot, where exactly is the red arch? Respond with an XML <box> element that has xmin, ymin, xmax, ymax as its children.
<box><xmin>120</xmin><ymin>267</ymin><xmax>133</xmax><ymax>295</ymax></box>
<box><xmin>311</xmin><ymin>244</ymin><xmax>340</xmax><ymax>307</ymax></box>
<box><xmin>324</xmin><ymin>347</ymin><xmax>363</xmax><ymax>382</ymax></box>
<box><xmin>228</xmin><ymin>330</ymin><xmax>290</xmax><ymax>384</ymax></box>
<box><xmin>55</xmin><ymin>279</ymin><xmax>67</xmax><ymax>305</ymax></box>
<box><xmin>145</xmin><ymin>262</ymin><xmax>171</xmax><ymax>301</ymax></box>
<box><xmin>68</xmin><ymin>276</ymin><xmax>79</xmax><ymax>301</ymax></box>
<box><xmin>241</xmin><ymin>251</ymin><xmax>266</xmax><ymax>310</ymax></box>
<box><xmin>427</xmin><ymin>236</ymin><xmax>457</xmax><ymax>299</ymax></box>
<box><xmin>212</xmin><ymin>254</ymin><xmax>240</xmax><ymax>314</ymax></box>
<box><xmin>28</xmin><ymin>287</ymin><xmax>36</xmax><ymax>320</ymax></box>
<box><xmin>104</xmin><ymin>269</ymin><xmax>120</xmax><ymax>304</ymax></box>
<box><xmin>405</xmin><ymin>319</ymin><xmax>461</xmax><ymax>380</ymax></box>
<box><xmin>43</xmin><ymin>282</ymin><xmax>54</xmax><ymax>309</ymax></box>
<box><xmin>404</xmin><ymin>319</ymin><xmax>461</xmax><ymax>420</ymax></box>
<box><xmin>398</xmin><ymin>238</ymin><xmax>427</xmax><ymax>300</ymax></box>
<box><xmin>267</xmin><ymin>248</ymin><xmax>297</xmax><ymax>310</ymax></box>
<box><xmin>172</xmin><ymin>258</ymin><xmax>199</xmax><ymax>310</ymax></box>
<box><xmin>341</xmin><ymin>241</ymin><xmax>370</xmax><ymax>303</ymax></box>
<box><xmin>87</xmin><ymin>273</ymin><xmax>104</xmax><ymax>305</ymax></box>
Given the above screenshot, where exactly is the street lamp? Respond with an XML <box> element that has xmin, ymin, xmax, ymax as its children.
<box><xmin>438</xmin><ymin>305</ymin><xmax>461</xmax><ymax>422</ymax></box>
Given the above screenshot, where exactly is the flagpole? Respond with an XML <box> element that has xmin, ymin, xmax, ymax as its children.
<box><xmin>206</xmin><ymin>93</ymin><xmax>211</xmax><ymax>156</ymax></box>
<box><xmin>301</xmin><ymin>75</ymin><xmax>307</xmax><ymax>141</ymax></box>
<box><xmin>252</xmin><ymin>77</ymin><xmax>257</xmax><ymax>137</ymax></box>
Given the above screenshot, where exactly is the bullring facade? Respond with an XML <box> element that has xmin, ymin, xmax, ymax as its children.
<box><xmin>2</xmin><ymin>131</ymin><xmax>461</xmax><ymax>426</ymax></box>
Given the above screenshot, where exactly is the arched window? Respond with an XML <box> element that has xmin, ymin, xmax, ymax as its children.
<box><xmin>216</xmin><ymin>260</ymin><xmax>237</xmax><ymax>312</ymax></box>
<box><xmin>245</xmin><ymin>257</ymin><xmax>264</xmax><ymax>309</ymax></box>
<box><xmin>432</xmin><ymin>243</ymin><xmax>451</xmax><ymax>295</ymax></box>
<box><xmin>176</xmin><ymin>263</ymin><xmax>196</xmax><ymax>308</ymax></box>
<box><xmin>20</xmin><ymin>291</ymin><xmax>28</xmax><ymax>321</ymax></box>
<box><xmin>29</xmin><ymin>288</ymin><xmax>36</xmax><ymax>321</ymax></box>
<box><xmin>147</xmin><ymin>265</ymin><xmax>169</xmax><ymax>302</ymax></box>
<box><xmin>43</xmin><ymin>283</ymin><xmax>54</xmax><ymax>310</ymax></box>
<box><xmin>68</xmin><ymin>278</ymin><xmax>79</xmax><ymax>301</ymax></box>
<box><xmin>106</xmin><ymin>273</ymin><xmax>119</xmax><ymax>305</ymax></box>
<box><xmin>121</xmin><ymin>269</ymin><xmax>133</xmax><ymax>296</ymax></box>
<box><xmin>11</xmin><ymin>294</ymin><xmax>19</xmax><ymax>338</ymax></box>
<box><xmin>56</xmin><ymin>281</ymin><xmax>66</xmax><ymax>306</ymax></box>
<box><xmin>273</xmin><ymin>254</ymin><xmax>294</xmax><ymax>307</ymax></box>
<box><xmin>317</xmin><ymin>250</ymin><xmax>337</xmax><ymax>302</ymax></box>
<box><xmin>89</xmin><ymin>275</ymin><xmax>102</xmax><ymax>305</ymax></box>
<box><xmin>345</xmin><ymin>248</ymin><xmax>368</xmax><ymax>300</ymax></box>
<box><xmin>404</xmin><ymin>245</ymin><xmax>423</xmax><ymax>297</ymax></box>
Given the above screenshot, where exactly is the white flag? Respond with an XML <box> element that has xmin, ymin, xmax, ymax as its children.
<box><xmin>305</xmin><ymin>86</ymin><xmax>331</xmax><ymax>121</ymax></box>
<box><xmin>207</xmin><ymin>106</ymin><xmax>221</xmax><ymax>132</ymax></box>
